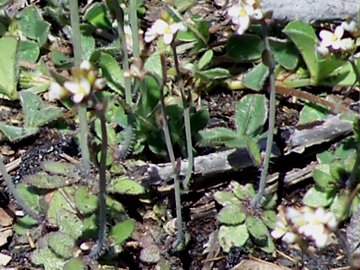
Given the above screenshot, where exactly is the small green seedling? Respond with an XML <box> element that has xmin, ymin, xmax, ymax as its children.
<box><xmin>214</xmin><ymin>181</ymin><xmax>276</xmax><ymax>253</ymax></box>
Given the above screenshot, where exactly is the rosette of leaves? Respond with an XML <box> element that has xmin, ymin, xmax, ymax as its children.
<box><xmin>0</xmin><ymin>91</ymin><xmax>63</xmax><ymax>142</ymax></box>
<box><xmin>95</xmin><ymin>59</ymin><xmax>209</xmax><ymax>158</ymax></box>
<box><xmin>214</xmin><ymin>182</ymin><xmax>276</xmax><ymax>253</ymax></box>
<box><xmin>199</xmin><ymin>94</ymin><xmax>268</xmax><ymax>167</ymax></box>
<box><xmin>13</xmin><ymin>160</ymin><xmax>141</xmax><ymax>269</ymax></box>
<box><xmin>303</xmin><ymin>137</ymin><xmax>360</xmax><ymax>220</ymax></box>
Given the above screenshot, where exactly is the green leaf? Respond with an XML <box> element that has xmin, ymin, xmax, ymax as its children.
<box><xmin>261</xmin><ymin>210</ymin><xmax>277</xmax><ymax>229</ymax></box>
<box><xmin>137</xmin><ymin>76</ymin><xmax>161</xmax><ymax>118</ymax></box>
<box><xmin>198</xmin><ymin>50</ymin><xmax>213</xmax><ymax>70</ymax></box>
<box><xmin>0</xmin><ymin>36</ymin><xmax>18</xmax><ymax>100</ymax></box>
<box><xmin>214</xmin><ymin>191</ymin><xmax>242</xmax><ymax>206</ymax></box>
<box><xmin>190</xmin><ymin>108</ymin><xmax>209</xmax><ymax>133</ymax></box>
<box><xmin>18</xmin><ymin>6</ymin><xmax>50</xmax><ymax>46</ymax></box>
<box><xmin>84</xmin><ymin>2</ymin><xmax>112</xmax><ymax>29</ymax></box>
<box><xmin>232</xmin><ymin>182</ymin><xmax>256</xmax><ymax>200</ymax></box>
<box><xmin>109</xmin><ymin>219</ymin><xmax>135</xmax><ymax>245</ymax></box>
<box><xmin>13</xmin><ymin>216</ymin><xmax>38</xmax><ymax>235</ymax></box>
<box><xmin>31</xmin><ymin>246</ymin><xmax>66</xmax><ymax>270</ymax></box>
<box><xmin>312</xmin><ymin>164</ymin><xmax>336</xmax><ymax>191</ymax></box>
<box><xmin>0</xmin><ymin>124</ymin><xmax>38</xmax><ymax>142</ymax></box>
<box><xmin>107</xmin><ymin>176</ymin><xmax>145</xmax><ymax>195</ymax></box>
<box><xmin>298</xmin><ymin>103</ymin><xmax>330</xmax><ymax>125</ymax></box>
<box><xmin>246</xmin><ymin>216</ymin><xmax>269</xmax><ymax>242</ymax></box>
<box><xmin>260</xmin><ymin>237</ymin><xmax>275</xmax><ymax>253</ymax></box>
<box><xmin>16</xmin><ymin>183</ymin><xmax>41</xmax><ymax>214</ymax></box>
<box><xmin>283</xmin><ymin>21</ymin><xmax>319</xmax><ymax>81</ymax></box>
<box><xmin>99</xmin><ymin>52</ymin><xmax>124</xmax><ymax>95</ymax></box>
<box><xmin>227</xmin><ymin>34</ymin><xmax>264</xmax><ymax>61</ymax></box>
<box><xmin>243</xmin><ymin>62</ymin><xmax>269</xmax><ymax>91</ymax></box>
<box><xmin>75</xmin><ymin>187</ymin><xmax>98</xmax><ymax>214</ymax></box>
<box><xmin>303</xmin><ymin>186</ymin><xmax>333</xmax><ymax>207</ymax></box>
<box><xmin>57</xmin><ymin>209</ymin><xmax>83</xmax><ymax>239</ymax></box>
<box><xmin>330</xmin><ymin>191</ymin><xmax>350</xmax><ymax>220</ymax></box>
<box><xmin>80</xmin><ymin>33</ymin><xmax>95</xmax><ymax>60</ymax></box>
<box><xmin>48</xmin><ymin>232</ymin><xmax>75</xmax><ymax>259</ymax></box>
<box><xmin>23</xmin><ymin>172</ymin><xmax>77</xmax><ymax>189</ymax></box>
<box><xmin>198</xmin><ymin>127</ymin><xmax>238</xmax><ymax>146</ymax></box>
<box><xmin>18</xmin><ymin>40</ymin><xmax>39</xmax><ymax>63</ymax></box>
<box><xmin>218</xmin><ymin>224</ymin><xmax>249</xmax><ymax>252</ymax></box>
<box><xmin>63</xmin><ymin>258</ymin><xmax>85</xmax><ymax>270</ymax></box>
<box><xmin>218</xmin><ymin>204</ymin><xmax>246</xmax><ymax>225</ymax></box>
<box><xmin>20</xmin><ymin>91</ymin><xmax>63</xmax><ymax>128</ymax></box>
<box><xmin>47</xmin><ymin>189</ymin><xmax>74</xmax><ymax>225</ymax></box>
<box><xmin>51</xmin><ymin>51</ymin><xmax>72</xmax><ymax>68</ymax></box>
<box><xmin>246</xmin><ymin>137</ymin><xmax>262</xmax><ymax>167</ymax></box>
<box><xmin>41</xmin><ymin>161</ymin><xmax>78</xmax><ymax>178</ymax></box>
<box><xmin>144</xmin><ymin>53</ymin><xmax>162</xmax><ymax>80</ymax></box>
<box><xmin>235</xmin><ymin>94</ymin><xmax>268</xmax><ymax>136</ymax></box>
<box><xmin>269</xmin><ymin>38</ymin><xmax>299</xmax><ymax>70</ymax></box>
<box><xmin>197</xmin><ymin>68</ymin><xmax>230</xmax><ymax>80</ymax></box>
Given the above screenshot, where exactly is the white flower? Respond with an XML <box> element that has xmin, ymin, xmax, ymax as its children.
<box><xmin>296</xmin><ymin>207</ymin><xmax>336</xmax><ymax>248</ymax></box>
<box><xmin>227</xmin><ymin>4</ymin><xmax>253</xmax><ymax>35</ymax></box>
<box><xmin>317</xmin><ymin>46</ymin><xmax>330</xmax><ymax>56</ymax></box>
<box><xmin>227</xmin><ymin>0</ymin><xmax>263</xmax><ymax>35</ymax></box>
<box><xmin>48</xmin><ymin>81</ymin><xmax>69</xmax><ymax>101</ymax></box>
<box><xmin>341</xmin><ymin>20</ymin><xmax>358</xmax><ymax>34</ymax></box>
<box><xmin>340</xmin><ymin>38</ymin><xmax>356</xmax><ymax>51</ymax></box>
<box><xmin>80</xmin><ymin>60</ymin><xmax>91</xmax><ymax>71</ymax></box>
<box><xmin>319</xmin><ymin>26</ymin><xmax>345</xmax><ymax>50</ymax></box>
<box><xmin>271</xmin><ymin>218</ymin><xmax>297</xmax><ymax>244</ymax></box>
<box><xmin>144</xmin><ymin>19</ymin><xmax>187</xmax><ymax>45</ymax></box>
<box><xmin>64</xmin><ymin>77</ymin><xmax>91</xmax><ymax>103</ymax></box>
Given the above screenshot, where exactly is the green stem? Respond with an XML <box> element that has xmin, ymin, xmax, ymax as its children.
<box><xmin>254</xmin><ymin>21</ymin><xmax>276</xmax><ymax>206</ymax></box>
<box><xmin>69</xmin><ymin>0</ymin><xmax>90</xmax><ymax>175</ymax></box>
<box><xmin>111</xmin><ymin>0</ymin><xmax>132</xmax><ymax>104</ymax></box>
<box><xmin>69</xmin><ymin>0</ymin><xmax>82</xmax><ymax>67</ymax></box>
<box><xmin>89</xmin><ymin>100</ymin><xmax>108</xmax><ymax>258</ymax></box>
<box><xmin>129</xmin><ymin>0</ymin><xmax>140</xmax><ymax>58</ymax></box>
<box><xmin>171</xmin><ymin>44</ymin><xmax>193</xmax><ymax>190</ymax></box>
<box><xmin>0</xmin><ymin>156</ymin><xmax>41</xmax><ymax>220</ymax></box>
<box><xmin>159</xmin><ymin>54</ymin><xmax>185</xmax><ymax>249</ymax></box>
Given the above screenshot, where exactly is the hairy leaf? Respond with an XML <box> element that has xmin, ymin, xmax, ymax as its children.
<box><xmin>218</xmin><ymin>224</ymin><xmax>249</xmax><ymax>252</ymax></box>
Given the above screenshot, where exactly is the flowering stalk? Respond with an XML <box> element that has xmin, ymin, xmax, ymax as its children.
<box><xmin>130</xmin><ymin>0</ymin><xmax>140</xmax><ymax>58</ymax></box>
<box><xmin>171</xmin><ymin>43</ymin><xmax>193</xmax><ymax>190</ymax></box>
<box><xmin>254</xmin><ymin>19</ymin><xmax>276</xmax><ymax>206</ymax></box>
<box><xmin>89</xmin><ymin>98</ymin><xmax>108</xmax><ymax>259</ymax></box>
<box><xmin>69</xmin><ymin>0</ymin><xmax>90</xmax><ymax>175</ymax></box>
<box><xmin>111</xmin><ymin>0</ymin><xmax>138</xmax><ymax>159</ymax></box>
<box><xmin>159</xmin><ymin>53</ymin><xmax>185</xmax><ymax>250</ymax></box>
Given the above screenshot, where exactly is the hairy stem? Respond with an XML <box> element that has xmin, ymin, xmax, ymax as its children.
<box><xmin>254</xmin><ymin>20</ymin><xmax>276</xmax><ymax>206</ymax></box>
<box><xmin>159</xmin><ymin>54</ymin><xmax>185</xmax><ymax>249</ymax></box>
<box><xmin>171</xmin><ymin>43</ymin><xmax>193</xmax><ymax>190</ymax></box>
<box><xmin>69</xmin><ymin>0</ymin><xmax>90</xmax><ymax>174</ymax></box>
<box><xmin>112</xmin><ymin>0</ymin><xmax>137</xmax><ymax>159</ymax></box>
<box><xmin>89</xmin><ymin>100</ymin><xmax>108</xmax><ymax>258</ymax></box>
<box><xmin>0</xmin><ymin>156</ymin><xmax>41</xmax><ymax>220</ymax></box>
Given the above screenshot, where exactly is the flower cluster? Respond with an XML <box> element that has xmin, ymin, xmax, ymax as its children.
<box><xmin>317</xmin><ymin>23</ymin><xmax>357</xmax><ymax>56</ymax></box>
<box><xmin>271</xmin><ymin>206</ymin><xmax>337</xmax><ymax>248</ymax></box>
<box><xmin>227</xmin><ymin>0</ymin><xmax>263</xmax><ymax>35</ymax></box>
<box><xmin>144</xmin><ymin>18</ymin><xmax>187</xmax><ymax>45</ymax></box>
<box><xmin>49</xmin><ymin>61</ymin><xmax>105</xmax><ymax>103</ymax></box>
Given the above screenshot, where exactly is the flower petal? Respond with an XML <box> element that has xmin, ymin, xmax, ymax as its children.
<box><xmin>163</xmin><ymin>32</ymin><xmax>174</xmax><ymax>45</ymax></box>
<box><xmin>153</xmin><ymin>19</ymin><xmax>169</xmax><ymax>35</ymax></box>
<box><xmin>334</xmin><ymin>26</ymin><xmax>344</xmax><ymax>38</ymax></box>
